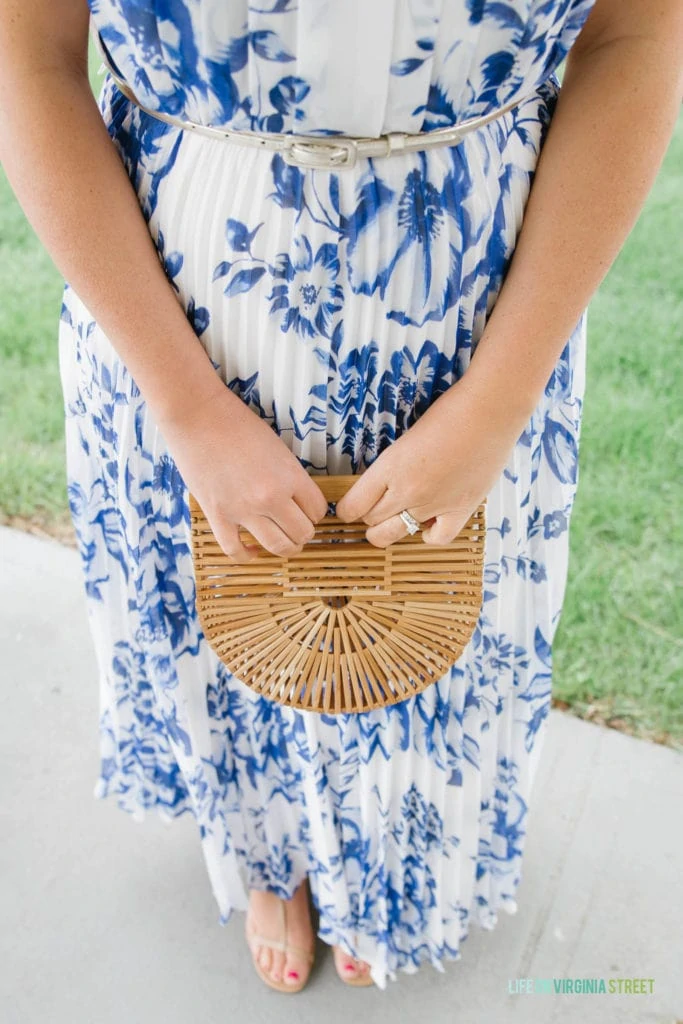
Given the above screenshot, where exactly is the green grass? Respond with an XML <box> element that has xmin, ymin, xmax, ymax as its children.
<box><xmin>0</xmin><ymin>170</ymin><xmax>71</xmax><ymax>519</ymax></box>
<box><xmin>0</xmin><ymin>50</ymin><xmax>681</xmax><ymax>744</ymax></box>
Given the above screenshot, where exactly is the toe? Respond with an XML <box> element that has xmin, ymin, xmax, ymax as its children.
<box><xmin>334</xmin><ymin>945</ymin><xmax>371</xmax><ymax>980</ymax></box>
<box><xmin>258</xmin><ymin>945</ymin><xmax>272</xmax><ymax>974</ymax></box>
<box><xmin>283</xmin><ymin>949</ymin><xmax>309</xmax><ymax>987</ymax></box>
<box><xmin>338</xmin><ymin>949</ymin><xmax>359</xmax><ymax>976</ymax></box>
<box><xmin>269</xmin><ymin>950</ymin><xmax>285</xmax><ymax>983</ymax></box>
<box><xmin>283</xmin><ymin>961</ymin><xmax>303</xmax><ymax>986</ymax></box>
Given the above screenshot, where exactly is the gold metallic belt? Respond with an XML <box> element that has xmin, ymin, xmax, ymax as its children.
<box><xmin>91</xmin><ymin>19</ymin><xmax>535</xmax><ymax>171</ymax></box>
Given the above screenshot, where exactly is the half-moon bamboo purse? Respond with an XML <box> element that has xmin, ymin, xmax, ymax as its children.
<box><xmin>189</xmin><ymin>476</ymin><xmax>486</xmax><ymax>714</ymax></box>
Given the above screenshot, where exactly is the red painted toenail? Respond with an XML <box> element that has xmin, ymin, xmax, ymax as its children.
<box><xmin>287</xmin><ymin>971</ymin><xmax>299</xmax><ymax>979</ymax></box>
<box><xmin>344</xmin><ymin>963</ymin><xmax>357</xmax><ymax>972</ymax></box>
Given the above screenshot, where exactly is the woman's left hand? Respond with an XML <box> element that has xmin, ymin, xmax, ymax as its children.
<box><xmin>334</xmin><ymin>376</ymin><xmax>532</xmax><ymax>547</ymax></box>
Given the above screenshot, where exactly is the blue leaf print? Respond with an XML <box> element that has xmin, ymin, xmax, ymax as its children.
<box><xmin>224</xmin><ymin>266</ymin><xmax>266</xmax><ymax>297</ymax></box>
<box><xmin>545</xmin><ymin>341</ymin><xmax>572</xmax><ymax>398</ymax></box>
<box><xmin>542</xmin><ymin>418</ymin><xmax>578</xmax><ymax>484</ymax></box>
<box><xmin>534</xmin><ymin>627</ymin><xmax>552</xmax><ymax>668</ymax></box>
<box><xmin>486</xmin><ymin>3</ymin><xmax>525</xmax><ymax>31</ymax></box>
<box><xmin>162</xmin><ymin>707</ymin><xmax>193</xmax><ymax>756</ymax></box>
<box><xmin>328</xmin><ymin>175</ymin><xmax>340</xmax><ymax>215</ymax></box>
<box><xmin>518</xmin><ymin>672</ymin><xmax>552</xmax><ymax>702</ymax></box>
<box><xmin>526</xmin><ymin>506</ymin><xmax>541</xmax><ymax>538</ymax></box>
<box><xmin>250</xmin><ymin>30</ymin><xmax>295</xmax><ymax>62</ymax></box>
<box><xmin>186</xmin><ymin>297</ymin><xmax>210</xmax><ymax>336</ymax></box>
<box><xmin>212</xmin><ymin>260</ymin><xmax>232</xmax><ymax>282</ymax></box>
<box><xmin>481</xmin><ymin>50</ymin><xmax>516</xmax><ymax>88</ymax></box>
<box><xmin>462</xmin><ymin>734</ymin><xmax>480</xmax><ymax>770</ymax></box>
<box><xmin>226</xmin><ymin>34</ymin><xmax>249</xmax><ymax>72</ymax></box>
<box><xmin>164</xmin><ymin>251</ymin><xmax>183</xmax><ymax>279</ymax></box>
<box><xmin>268</xmin><ymin>154</ymin><xmax>304</xmax><ymax>211</ymax></box>
<box><xmin>225</xmin><ymin>218</ymin><xmax>263</xmax><ymax>253</ymax></box>
<box><xmin>93</xmin><ymin>507</ymin><xmax>129</xmax><ymax>583</ymax></box>
<box><xmin>391</xmin><ymin>58</ymin><xmax>425</xmax><ymax>76</ymax></box>
<box><xmin>227</xmin><ymin>371</ymin><xmax>264</xmax><ymax>413</ymax></box>
<box><xmin>525</xmin><ymin>704</ymin><xmax>550</xmax><ymax>752</ymax></box>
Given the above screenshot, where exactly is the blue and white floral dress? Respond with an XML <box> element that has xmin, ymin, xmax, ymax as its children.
<box><xmin>58</xmin><ymin>0</ymin><xmax>595</xmax><ymax>989</ymax></box>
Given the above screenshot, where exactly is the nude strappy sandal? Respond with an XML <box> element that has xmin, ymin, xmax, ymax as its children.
<box><xmin>245</xmin><ymin>895</ymin><xmax>316</xmax><ymax>994</ymax></box>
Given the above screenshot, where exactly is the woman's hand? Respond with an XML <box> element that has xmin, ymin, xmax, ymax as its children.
<box><xmin>335</xmin><ymin>376</ymin><xmax>532</xmax><ymax>547</ymax></box>
<box><xmin>156</xmin><ymin>385</ymin><xmax>329</xmax><ymax>562</ymax></box>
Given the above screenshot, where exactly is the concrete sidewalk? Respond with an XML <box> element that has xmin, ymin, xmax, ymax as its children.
<box><xmin>1</xmin><ymin>524</ymin><xmax>681</xmax><ymax>1024</ymax></box>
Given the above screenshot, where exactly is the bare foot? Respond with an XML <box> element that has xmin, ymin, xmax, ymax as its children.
<box><xmin>245</xmin><ymin>878</ymin><xmax>315</xmax><ymax>988</ymax></box>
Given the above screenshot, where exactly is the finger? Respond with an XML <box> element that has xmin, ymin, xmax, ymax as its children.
<box><xmin>293</xmin><ymin>474</ymin><xmax>330</xmax><ymax>524</ymax></box>
<box><xmin>272</xmin><ymin>499</ymin><xmax>317</xmax><ymax>547</ymax></box>
<box><xmin>364</xmin><ymin>513</ymin><xmax>414</xmax><ymax>549</ymax></box>
<box><xmin>335</xmin><ymin>472</ymin><xmax>388</xmax><ymax>523</ymax></box>
<box><xmin>421</xmin><ymin>512</ymin><xmax>467</xmax><ymax>546</ymax></box>
<box><xmin>210</xmin><ymin>517</ymin><xmax>257</xmax><ymax>564</ymax></box>
<box><xmin>362</xmin><ymin>489</ymin><xmax>431</xmax><ymax>527</ymax></box>
<box><xmin>243</xmin><ymin>515</ymin><xmax>305</xmax><ymax>558</ymax></box>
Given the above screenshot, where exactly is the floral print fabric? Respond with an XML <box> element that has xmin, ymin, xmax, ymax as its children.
<box><xmin>58</xmin><ymin>0</ymin><xmax>595</xmax><ymax>989</ymax></box>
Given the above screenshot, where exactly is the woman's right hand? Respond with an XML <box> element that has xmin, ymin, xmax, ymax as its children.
<box><xmin>156</xmin><ymin>384</ymin><xmax>329</xmax><ymax>563</ymax></box>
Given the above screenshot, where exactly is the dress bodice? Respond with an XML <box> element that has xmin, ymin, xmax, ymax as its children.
<box><xmin>89</xmin><ymin>0</ymin><xmax>596</xmax><ymax>135</ymax></box>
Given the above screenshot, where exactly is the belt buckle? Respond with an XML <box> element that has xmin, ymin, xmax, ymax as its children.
<box><xmin>282</xmin><ymin>136</ymin><xmax>358</xmax><ymax>170</ymax></box>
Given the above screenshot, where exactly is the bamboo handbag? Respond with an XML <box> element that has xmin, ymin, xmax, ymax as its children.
<box><xmin>189</xmin><ymin>476</ymin><xmax>486</xmax><ymax>714</ymax></box>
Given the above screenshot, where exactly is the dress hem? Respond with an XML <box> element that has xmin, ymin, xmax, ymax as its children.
<box><xmin>94</xmin><ymin>772</ymin><xmax>523</xmax><ymax>991</ymax></box>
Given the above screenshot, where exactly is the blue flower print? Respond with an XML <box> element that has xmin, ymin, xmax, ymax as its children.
<box><xmin>324</xmin><ymin>341</ymin><xmax>385</xmax><ymax>466</ymax></box>
<box><xmin>341</xmin><ymin>154</ymin><xmax>466</xmax><ymax>327</ymax></box>
<box><xmin>543</xmin><ymin>509</ymin><xmax>568</xmax><ymax>539</ymax></box>
<box><xmin>377</xmin><ymin>341</ymin><xmax>454</xmax><ymax>432</ymax></box>
<box><xmin>267</xmin><ymin>236</ymin><xmax>343</xmax><ymax>338</ymax></box>
<box><xmin>397</xmin><ymin>169</ymin><xmax>444</xmax><ymax>275</ymax></box>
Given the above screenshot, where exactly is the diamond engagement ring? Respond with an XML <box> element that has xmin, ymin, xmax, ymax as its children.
<box><xmin>399</xmin><ymin>510</ymin><xmax>421</xmax><ymax>535</ymax></box>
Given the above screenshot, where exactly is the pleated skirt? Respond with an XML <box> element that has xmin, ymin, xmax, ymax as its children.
<box><xmin>57</xmin><ymin>76</ymin><xmax>586</xmax><ymax>989</ymax></box>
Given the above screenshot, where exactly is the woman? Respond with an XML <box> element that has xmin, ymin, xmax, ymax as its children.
<box><xmin>1</xmin><ymin>0</ymin><xmax>680</xmax><ymax>995</ymax></box>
